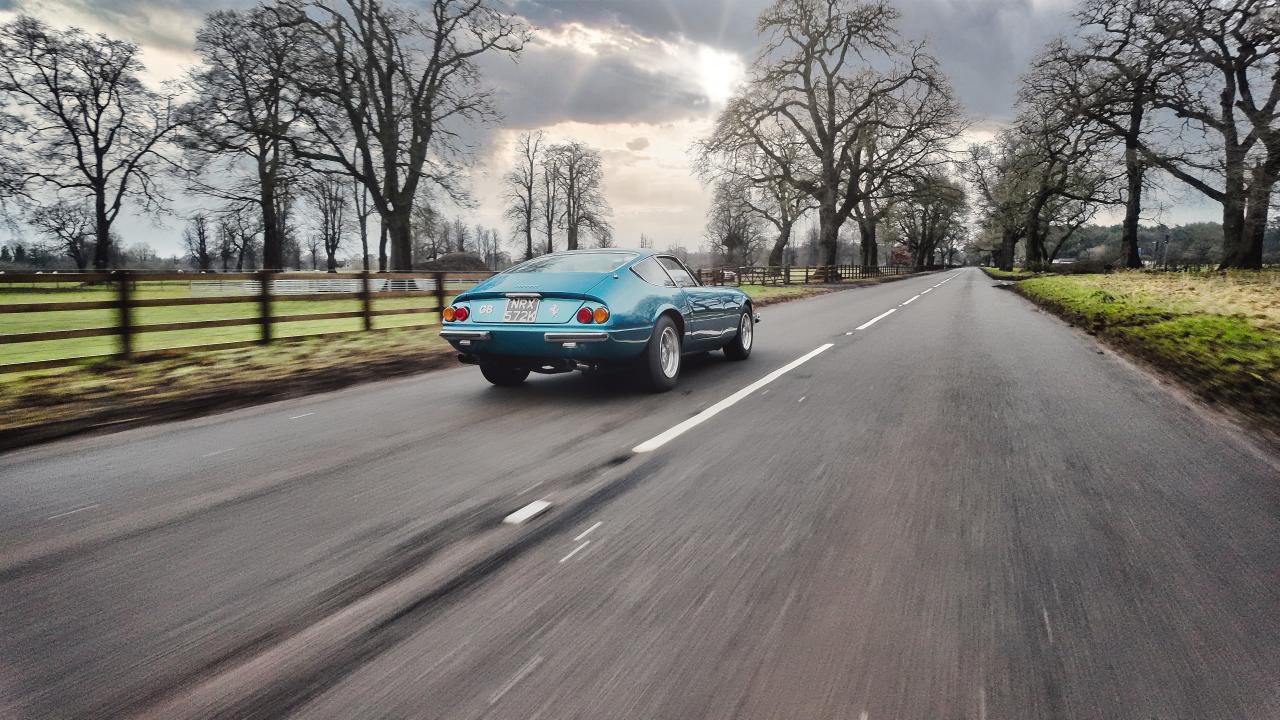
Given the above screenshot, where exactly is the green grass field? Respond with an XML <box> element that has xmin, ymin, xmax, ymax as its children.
<box><xmin>1016</xmin><ymin>272</ymin><xmax>1280</xmax><ymax>431</ymax></box>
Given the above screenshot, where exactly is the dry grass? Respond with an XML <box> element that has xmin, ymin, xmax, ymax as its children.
<box><xmin>1052</xmin><ymin>270</ymin><xmax>1280</xmax><ymax>334</ymax></box>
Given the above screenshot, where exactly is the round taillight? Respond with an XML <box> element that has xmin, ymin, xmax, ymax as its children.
<box><xmin>593</xmin><ymin>307</ymin><xmax>609</xmax><ymax>324</ymax></box>
<box><xmin>454</xmin><ymin>306</ymin><xmax>469</xmax><ymax>321</ymax></box>
<box><xmin>576</xmin><ymin>307</ymin><xmax>593</xmax><ymax>324</ymax></box>
<box><xmin>443</xmin><ymin>306</ymin><xmax>456</xmax><ymax>322</ymax></box>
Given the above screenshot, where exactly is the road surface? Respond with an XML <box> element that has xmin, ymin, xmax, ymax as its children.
<box><xmin>2</xmin><ymin>267</ymin><xmax>1278</xmax><ymax>719</ymax></box>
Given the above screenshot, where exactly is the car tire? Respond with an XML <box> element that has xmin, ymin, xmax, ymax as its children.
<box><xmin>723</xmin><ymin>309</ymin><xmax>754</xmax><ymax>360</ymax></box>
<box><xmin>480</xmin><ymin>363</ymin><xmax>530</xmax><ymax>387</ymax></box>
<box><xmin>640</xmin><ymin>315</ymin><xmax>681</xmax><ymax>392</ymax></box>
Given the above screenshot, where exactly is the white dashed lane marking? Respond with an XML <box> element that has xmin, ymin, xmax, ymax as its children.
<box><xmin>48</xmin><ymin>504</ymin><xmax>99</xmax><ymax>521</ymax></box>
<box><xmin>632</xmin><ymin>344</ymin><xmax>834</xmax><ymax>453</ymax></box>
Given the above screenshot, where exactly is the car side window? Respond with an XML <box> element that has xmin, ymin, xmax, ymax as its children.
<box><xmin>657</xmin><ymin>256</ymin><xmax>698</xmax><ymax>288</ymax></box>
<box><xmin>631</xmin><ymin>257</ymin><xmax>676</xmax><ymax>287</ymax></box>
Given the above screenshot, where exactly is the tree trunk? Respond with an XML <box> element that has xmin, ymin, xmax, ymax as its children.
<box><xmin>818</xmin><ymin>197</ymin><xmax>838</xmax><ymax>268</ymax></box>
<box><xmin>326</xmin><ymin>250</ymin><xmax>338</xmax><ymax>273</ymax></box>
<box><xmin>858</xmin><ymin>219</ymin><xmax>878</xmax><ymax>267</ymax></box>
<box><xmin>1218</xmin><ymin>172</ymin><xmax>1250</xmax><ymax>270</ymax></box>
<box><xmin>1120</xmin><ymin>140</ymin><xmax>1145</xmax><ymax>269</ymax></box>
<box><xmin>387</xmin><ymin>207</ymin><xmax>413</xmax><ymax>271</ymax></box>
<box><xmin>378</xmin><ymin>223</ymin><xmax>388</xmax><ymax>272</ymax></box>
<box><xmin>566</xmin><ymin>221</ymin><xmax>579</xmax><ymax>251</ymax></box>
<box><xmin>260</xmin><ymin>177</ymin><xmax>283</xmax><ymax>271</ymax></box>
<box><xmin>1237</xmin><ymin>163</ymin><xmax>1275</xmax><ymax>270</ymax></box>
<box><xmin>358</xmin><ymin>214</ymin><xmax>370</xmax><ymax>272</ymax></box>
<box><xmin>998</xmin><ymin>228</ymin><xmax>1017</xmax><ymax>271</ymax></box>
<box><xmin>767</xmin><ymin>220</ymin><xmax>793</xmax><ymax>267</ymax></box>
<box><xmin>92</xmin><ymin>190</ymin><xmax>111</xmax><ymax>269</ymax></box>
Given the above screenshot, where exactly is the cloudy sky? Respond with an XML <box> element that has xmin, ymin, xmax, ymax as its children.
<box><xmin>0</xmin><ymin>0</ymin><xmax>1215</xmax><ymax>258</ymax></box>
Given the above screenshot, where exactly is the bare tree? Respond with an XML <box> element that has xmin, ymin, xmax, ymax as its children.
<box><xmin>303</xmin><ymin>233</ymin><xmax>322</xmax><ymax>270</ymax></box>
<box><xmin>716</xmin><ymin>0</ymin><xmax>960</xmax><ymax>267</ymax></box>
<box><xmin>216</xmin><ymin>205</ymin><xmax>261</xmax><ymax>270</ymax></box>
<box><xmin>451</xmin><ymin>217</ymin><xmax>469</xmax><ymax>254</ymax></box>
<box><xmin>303</xmin><ymin>175</ymin><xmax>347</xmax><ymax>272</ymax></box>
<box><xmin>696</xmin><ymin>122</ymin><xmax>815</xmax><ymax>266</ymax></box>
<box><xmin>0</xmin><ymin>16</ymin><xmax>181</xmax><ymax>268</ymax></box>
<box><xmin>705</xmin><ymin>179</ymin><xmax>767</xmax><ymax>267</ymax></box>
<box><xmin>278</xmin><ymin>0</ymin><xmax>528</xmax><ymax>271</ymax></box>
<box><xmin>890</xmin><ymin>172</ymin><xmax>967</xmax><ymax>269</ymax></box>
<box><xmin>548</xmin><ymin>141</ymin><xmax>612</xmax><ymax>250</ymax></box>
<box><xmin>182</xmin><ymin>7</ymin><xmax>306</xmax><ymax>271</ymax></box>
<box><xmin>29</xmin><ymin>201</ymin><xmax>94</xmax><ymax>269</ymax></box>
<box><xmin>183</xmin><ymin>213</ymin><xmax>215</xmax><ymax>270</ymax></box>
<box><xmin>539</xmin><ymin>150</ymin><xmax>562</xmax><ymax>253</ymax></box>
<box><xmin>504</xmin><ymin>131</ymin><xmax>544</xmax><ymax>260</ymax></box>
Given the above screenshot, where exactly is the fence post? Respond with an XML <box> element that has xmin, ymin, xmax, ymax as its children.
<box><xmin>116</xmin><ymin>270</ymin><xmax>134</xmax><ymax>359</ymax></box>
<box><xmin>360</xmin><ymin>271</ymin><xmax>373</xmax><ymax>331</ymax></box>
<box><xmin>258</xmin><ymin>269</ymin><xmax>273</xmax><ymax>344</ymax></box>
<box><xmin>434</xmin><ymin>272</ymin><xmax>447</xmax><ymax>321</ymax></box>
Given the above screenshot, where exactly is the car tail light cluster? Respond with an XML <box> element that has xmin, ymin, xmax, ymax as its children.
<box><xmin>444</xmin><ymin>305</ymin><xmax>469</xmax><ymax>322</ymax></box>
<box><xmin>577</xmin><ymin>306</ymin><xmax>609</xmax><ymax>324</ymax></box>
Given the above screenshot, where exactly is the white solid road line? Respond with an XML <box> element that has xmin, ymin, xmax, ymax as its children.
<box><xmin>901</xmin><ymin>294</ymin><xmax>920</xmax><ymax>306</ymax></box>
<box><xmin>921</xmin><ymin>288</ymin><xmax>933</xmax><ymax>294</ymax></box>
<box><xmin>201</xmin><ymin>448</ymin><xmax>233</xmax><ymax>458</ymax></box>
<box><xmin>560</xmin><ymin>540</ymin><xmax>590</xmax><ymax>563</ymax></box>
<box><xmin>503</xmin><ymin>499</ymin><xmax>552</xmax><ymax>525</ymax></box>
<box><xmin>855</xmin><ymin>308</ymin><xmax>896</xmax><ymax>330</ymax></box>
<box><xmin>48</xmin><ymin>504</ymin><xmax>99</xmax><ymax>520</ymax></box>
<box><xmin>632</xmin><ymin>343</ymin><xmax>835</xmax><ymax>453</ymax></box>
<box><xmin>574</xmin><ymin>521</ymin><xmax>602</xmax><ymax>542</ymax></box>
<box><xmin>288</xmin><ymin>412</ymin><xmax>315</xmax><ymax>420</ymax></box>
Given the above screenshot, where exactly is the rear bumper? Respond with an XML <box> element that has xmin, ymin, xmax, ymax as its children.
<box><xmin>440</xmin><ymin>322</ymin><xmax>647</xmax><ymax>361</ymax></box>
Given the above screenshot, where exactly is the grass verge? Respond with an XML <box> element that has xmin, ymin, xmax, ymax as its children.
<box><xmin>1014</xmin><ymin>271</ymin><xmax>1280</xmax><ymax>435</ymax></box>
<box><xmin>982</xmin><ymin>267</ymin><xmax>1042</xmax><ymax>281</ymax></box>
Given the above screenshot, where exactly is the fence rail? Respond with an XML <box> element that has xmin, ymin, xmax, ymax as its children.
<box><xmin>695</xmin><ymin>264</ymin><xmax>919</xmax><ymax>286</ymax></box>
<box><xmin>0</xmin><ymin>270</ymin><xmax>495</xmax><ymax>374</ymax></box>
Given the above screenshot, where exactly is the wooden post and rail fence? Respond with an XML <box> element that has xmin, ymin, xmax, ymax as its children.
<box><xmin>0</xmin><ymin>263</ymin><xmax>932</xmax><ymax>375</ymax></box>
<box><xmin>0</xmin><ymin>270</ymin><xmax>494</xmax><ymax>375</ymax></box>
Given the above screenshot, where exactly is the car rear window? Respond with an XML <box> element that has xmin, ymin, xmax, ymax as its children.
<box><xmin>507</xmin><ymin>252</ymin><xmax>637</xmax><ymax>273</ymax></box>
<box><xmin>631</xmin><ymin>257</ymin><xmax>675</xmax><ymax>287</ymax></box>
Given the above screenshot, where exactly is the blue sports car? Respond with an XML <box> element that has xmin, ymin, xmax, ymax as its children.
<box><xmin>440</xmin><ymin>249</ymin><xmax>757</xmax><ymax>390</ymax></box>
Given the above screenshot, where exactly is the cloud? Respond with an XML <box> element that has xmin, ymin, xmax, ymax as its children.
<box><xmin>482</xmin><ymin>22</ymin><xmax>744</xmax><ymax>129</ymax></box>
<box><xmin>626</xmin><ymin>137</ymin><xmax>650</xmax><ymax>151</ymax></box>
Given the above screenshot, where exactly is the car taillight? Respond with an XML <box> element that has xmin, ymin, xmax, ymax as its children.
<box><xmin>576</xmin><ymin>307</ymin><xmax>593</xmax><ymax>324</ymax></box>
<box><xmin>443</xmin><ymin>306</ymin><xmax>456</xmax><ymax>322</ymax></box>
<box><xmin>593</xmin><ymin>307</ymin><xmax>609</xmax><ymax>324</ymax></box>
<box><xmin>453</xmin><ymin>306</ymin><xmax>469</xmax><ymax>321</ymax></box>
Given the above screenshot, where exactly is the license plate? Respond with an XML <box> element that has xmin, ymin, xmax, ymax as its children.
<box><xmin>503</xmin><ymin>298</ymin><xmax>539</xmax><ymax>323</ymax></box>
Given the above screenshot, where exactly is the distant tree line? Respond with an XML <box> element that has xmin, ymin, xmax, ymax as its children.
<box><xmin>0</xmin><ymin>0</ymin><xmax>529</xmax><ymax>272</ymax></box>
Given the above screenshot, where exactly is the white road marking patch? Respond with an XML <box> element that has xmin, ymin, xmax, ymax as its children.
<box><xmin>632</xmin><ymin>344</ymin><xmax>834</xmax><ymax>453</ymax></box>
<box><xmin>798</xmin><ymin>396</ymin><xmax>806</xmax><ymax>403</ymax></box>
<box><xmin>503</xmin><ymin>500</ymin><xmax>551</xmax><ymax>525</ymax></box>
<box><xmin>201</xmin><ymin>448</ymin><xmax>233</xmax><ymax>458</ymax></box>
<box><xmin>489</xmin><ymin>655</ymin><xmax>543</xmax><ymax>704</ymax></box>
<box><xmin>560</xmin><ymin>540</ymin><xmax>590</xmax><ymax>563</ymax></box>
<box><xmin>1042</xmin><ymin>607</ymin><xmax>1054</xmax><ymax>644</ymax></box>
<box><xmin>48</xmin><ymin>504</ymin><xmax>99</xmax><ymax>520</ymax></box>
<box><xmin>574</xmin><ymin>521</ymin><xmax>602</xmax><ymax>541</ymax></box>
<box><xmin>289</xmin><ymin>413</ymin><xmax>314</xmax><ymax>420</ymax></box>
<box><xmin>902</xmin><ymin>294</ymin><xmax>921</xmax><ymax>306</ymax></box>
<box><xmin>855</xmin><ymin>308</ymin><xmax>896</xmax><ymax>330</ymax></box>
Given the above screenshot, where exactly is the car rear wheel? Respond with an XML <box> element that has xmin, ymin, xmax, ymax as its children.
<box><xmin>640</xmin><ymin>316</ymin><xmax>681</xmax><ymax>392</ymax></box>
<box><xmin>723</xmin><ymin>310</ymin><xmax>753</xmax><ymax>360</ymax></box>
<box><xmin>480</xmin><ymin>363</ymin><xmax>530</xmax><ymax>387</ymax></box>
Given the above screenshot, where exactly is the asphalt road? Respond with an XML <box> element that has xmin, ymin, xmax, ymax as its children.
<box><xmin>2</xmin><ymin>267</ymin><xmax>1278</xmax><ymax>719</ymax></box>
